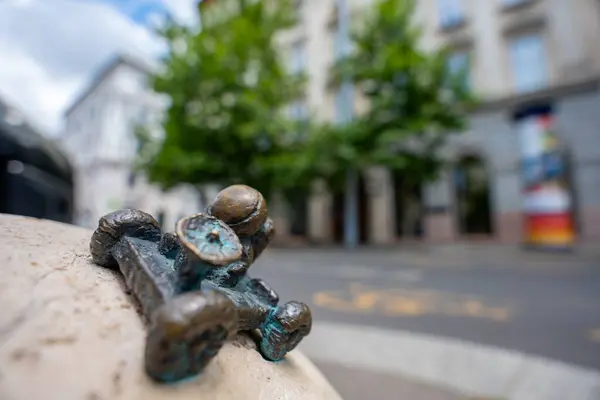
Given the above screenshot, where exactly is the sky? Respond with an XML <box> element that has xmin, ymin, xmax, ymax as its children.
<box><xmin>0</xmin><ymin>0</ymin><xmax>199</xmax><ymax>136</ymax></box>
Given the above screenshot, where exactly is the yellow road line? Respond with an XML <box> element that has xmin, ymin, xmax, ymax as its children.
<box><xmin>312</xmin><ymin>283</ymin><xmax>513</xmax><ymax>322</ymax></box>
<box><xmin>589</xmin><ymin>328</ymin><xmax>600</xmax><ymax>343</ymax></box>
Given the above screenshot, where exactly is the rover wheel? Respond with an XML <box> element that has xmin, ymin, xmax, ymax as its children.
<box><xmin>144</xmin><ymin>290</ymin><xmax>238</xmax><ymax>383</ymax></box>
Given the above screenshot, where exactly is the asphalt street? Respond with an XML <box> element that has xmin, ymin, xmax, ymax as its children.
<box><xmin>252</xmin><ymin>249</ymin><xmax>600</xmax><ymax>372</ymax></box>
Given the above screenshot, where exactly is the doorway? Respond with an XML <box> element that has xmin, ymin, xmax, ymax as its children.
<box><xmin>453</xmin><ymin>155</ymin><xmax>493</xmax><ymax>235</ymax></box>
<box><xmin>393</xmin><ymin>171</ymin><xmax>424</xmax><ymax>239</ymax></box>
<box><xmin>288</xmin><ymin>192</ymin><xmax>309</xmax><ymax>237</ymax></box>
<box><xmin>332</xmin><ymin>174</ymin><xmax>369</xmax><ymax>244</ymax></box>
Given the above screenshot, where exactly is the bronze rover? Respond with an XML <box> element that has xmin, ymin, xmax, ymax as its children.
<box><xmin>89</xmin><ymin>185</ymin><xmax>312</xmax><ymax>383</ymax></box>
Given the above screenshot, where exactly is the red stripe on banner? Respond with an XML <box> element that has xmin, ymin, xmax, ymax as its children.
<box><xmin>526</xmin><ymin>213</ymin><xmax>573</xmax><ymax>231</ymax></box>
<box><xmin>525</xmin><ymin>212</ymin><xmax>575</xmax><ymax>246</ymax></box>
<box><xmin>525</xmin><ymin>185</ymin><xmax>544</xmax><ymax>193</ymax></box>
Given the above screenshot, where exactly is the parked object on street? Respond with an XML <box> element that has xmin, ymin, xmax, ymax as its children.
<box><xmin>0</xmin><ymin>97</ymin><xmax>73</xmax><ymax>223</ymax></box>
<box><xmin>89</xmin><ymin>185</ymin><xmax>313</xmax><ymax>383</ymax></box>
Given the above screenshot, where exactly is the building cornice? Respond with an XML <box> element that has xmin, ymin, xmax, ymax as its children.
<box><xmin>473</xmin><ymin>75</ymin><xmax>600</xmax><ymax>115</ymax></box>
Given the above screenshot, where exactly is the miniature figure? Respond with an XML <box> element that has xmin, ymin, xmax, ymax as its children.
<box><xmin>89</xmin><ymin>185</ymin><xmax>312</xmax><ymax>383</ymax></box>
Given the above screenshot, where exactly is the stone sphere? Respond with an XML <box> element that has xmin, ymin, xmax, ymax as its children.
<box><xmin>207</xmin><ymin>185</ymin><xmax>268</xmax><ymax>237</ymax></box>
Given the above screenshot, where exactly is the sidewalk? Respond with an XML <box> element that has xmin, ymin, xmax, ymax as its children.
<box><xmin>299</xmin><ymin>320</ymin><xmax>600</xmax><ymax>400</ymax></box>
<box><xmin>403</xmin><ymin>242</ymin><xmax>600</xmax><ymax>268</ymax></box>
<box><xmin>313</xmin><ymin>361</ymin><xmax>462</xmax><ymax>400</ymax></box>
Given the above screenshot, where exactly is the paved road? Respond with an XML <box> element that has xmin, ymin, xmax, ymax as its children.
<box><xmin>254</xmin><ymin>249</ymin><xmax>600</xmax><ymax>370</ymax></box>
<box><xmin>250</xmin><ymin>249</ymin><xmax>600</xmax><ymax>398</ymax></box>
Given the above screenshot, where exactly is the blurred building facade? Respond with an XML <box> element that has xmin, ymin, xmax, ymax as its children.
<box><xmin>61</xmin><ymin>55</ymin><xmax>201</xmax><ymax>231</ymax></box>
<box><xmin>275</xmin><ymin>0</ymin><xmax>600</xmax><ymax>245</ymax></box>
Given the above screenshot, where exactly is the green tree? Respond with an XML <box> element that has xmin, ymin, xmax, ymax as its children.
<box><xmin>138</xmin><ymin>0</ymin><xmax>310</xmax><ymax>198</ymax></box>
<box><xmin>324</xmin><ymin>0</ymin><xmax>477</xmax><ymax>235</ymax></box>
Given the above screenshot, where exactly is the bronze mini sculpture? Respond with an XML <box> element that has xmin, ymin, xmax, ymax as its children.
<box><xmin>89</xmin><ymin>185</ymin><xmax>312</xmax><ymax>383</ymax></box>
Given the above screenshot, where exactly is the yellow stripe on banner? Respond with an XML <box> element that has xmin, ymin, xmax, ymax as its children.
<box><xmin>527</xmin><ymin>231</ymin><xmax>574</xmax><ymax>245</ymax></box>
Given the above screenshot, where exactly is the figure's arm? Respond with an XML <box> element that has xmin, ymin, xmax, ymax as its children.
<box><xmin>251</xmin><ymin>218</ymin><xmax>275</xmax><ymax>261</ymax></box>
<box><xmin>158</xmin><ymin>232</ymin><xmax>180</xmax><ymax>258</ymax></box>
<box><xmin>207</xmin><ymin>260</ymin><xmax>249</xmax><ymax>287</ymax></box>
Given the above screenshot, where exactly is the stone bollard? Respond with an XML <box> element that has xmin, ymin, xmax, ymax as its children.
<box><xmin>0</xmin><ymin>214</ymin><xmax>342</xmax><ymax>400</ymax></box>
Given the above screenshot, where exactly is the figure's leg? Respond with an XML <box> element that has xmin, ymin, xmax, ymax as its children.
<box><xmin>259</xmin><ymin>301</ymin><xmax>312</xmax><ymax>361</ymax></box>
<box><xmin>205</xmin><ymin>261</ymin><xmax>250</xmax><ymax>288</ymax></box>
<box><xmin>248</xmin><ymin>277</ymin><xmax>279</xmax><ymax>306</ymax></box>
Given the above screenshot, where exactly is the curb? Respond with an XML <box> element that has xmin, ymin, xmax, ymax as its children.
<box><xmin>298</xmin><ymin>321</ymin><xmax>600</xmax><ymax>400</ymax></box>
<box><xmin>262</xmin><ymin>248</ymin><xmax>598</xmax><ymax>269</ymax></box>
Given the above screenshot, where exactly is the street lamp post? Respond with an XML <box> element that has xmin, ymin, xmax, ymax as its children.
<box><xmin>336</xmin><ymin>0</ymin><xmax>359</xmax><ymax>249</ymax></box>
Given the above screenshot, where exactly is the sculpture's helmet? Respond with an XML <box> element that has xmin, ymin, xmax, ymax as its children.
<box><xmin>207</xmin><ymin>185</ymin><xmax>268</xmax><ymax>237</ymax></box>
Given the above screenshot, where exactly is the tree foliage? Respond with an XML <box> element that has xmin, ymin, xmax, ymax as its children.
<box><xmin>322</xmin><ymin>0</ymin><xmax>477</xmax><ymax>191</ymax></box>
<box><xmin>139</xmin><ymin>0</ymin><xmax>310</xmax><ymax>196</ymax></box>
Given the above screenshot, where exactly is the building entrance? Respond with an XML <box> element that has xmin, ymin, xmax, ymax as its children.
<box><xmin>453</xmin><ymin>155</ymin><xmax>493</xmax><ymax>235</ymax></box>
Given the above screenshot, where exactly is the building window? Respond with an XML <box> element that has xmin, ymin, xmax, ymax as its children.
<box><xmin>334</xmin><ymin>83</ymin><xmax>354</xmax><ymax>125</ymax></box>
<box><xmin>290</xmin><ymin>40</ymin><xmax>305</xmax><ymax>74</ymax></box>
<box><xmin>447</xmin><ymin>50</ymin><xmax>470</xmax><ymax>88</ymax></box>
<box><xmin>289</xmin><ymin>100</ymin><xmax>309</xmax><ymax>138</ymax></box>
<box><xmin>334</xmin><ymin>87</ymin><xmax>344</xmax><ymax>124</ymax></box>
<box><xmin>436</xmin><ymin>0</ymin><xmax>464</xmax><ymax>29</ymax></box>
<box><xmin>502</xmin><ymin>0</ymin><xmax>528</xmax><ymax>8</ymax></box>
<box><xmin>333</xmin><ymin>32</ymin><xmax>342</xmax><ymax>61</ymax></box>
<box><xmin>508</xmin><ymin>33</ymin><xmax>548</xmax><ymax>93</ymax></box>
<box><xmin>290</xmin><ymin>100</ymin><xmax>308</xmax><ymax>121</ymax></box>
<box><xmin>333</xmin><ymin>31</ymin><xmax>351</xmax><ymax>61</ymax></box>
<box><xmin>127</xmin><ymin>171</ymin><xmax>137</xmax><ymax>187</ymax></box>
<box><xmin>136</xmin><ymin>107</ymin><xmax>148</xmax><ymax>125</ymax></box>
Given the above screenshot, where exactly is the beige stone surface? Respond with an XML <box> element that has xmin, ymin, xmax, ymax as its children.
<box><xmin>0</xmin><ymin>214</ymin><xmax>342</xmax><ymax>400</ymax></box>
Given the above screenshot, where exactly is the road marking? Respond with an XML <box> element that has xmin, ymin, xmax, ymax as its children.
<box><xmin>589</xmin><ymin>328</ymin><xmax>600</xmax><ymax>343</ymax></box>
<box><xmin>312</xmin><ymin>283</ymin><xmax>512</xmax><ymax>322</ymax></box>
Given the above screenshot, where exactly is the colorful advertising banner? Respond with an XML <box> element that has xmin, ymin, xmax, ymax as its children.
<box><xmin>516</xmin><ymin>112</ymin><xmax>575</xmax><ymax>249</ymax></box>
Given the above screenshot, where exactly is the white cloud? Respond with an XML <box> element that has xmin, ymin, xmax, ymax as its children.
<box><xmin>0</xmin><ymin>0</ymin><xmax>168</xmax><ymax>136</ymax></box>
